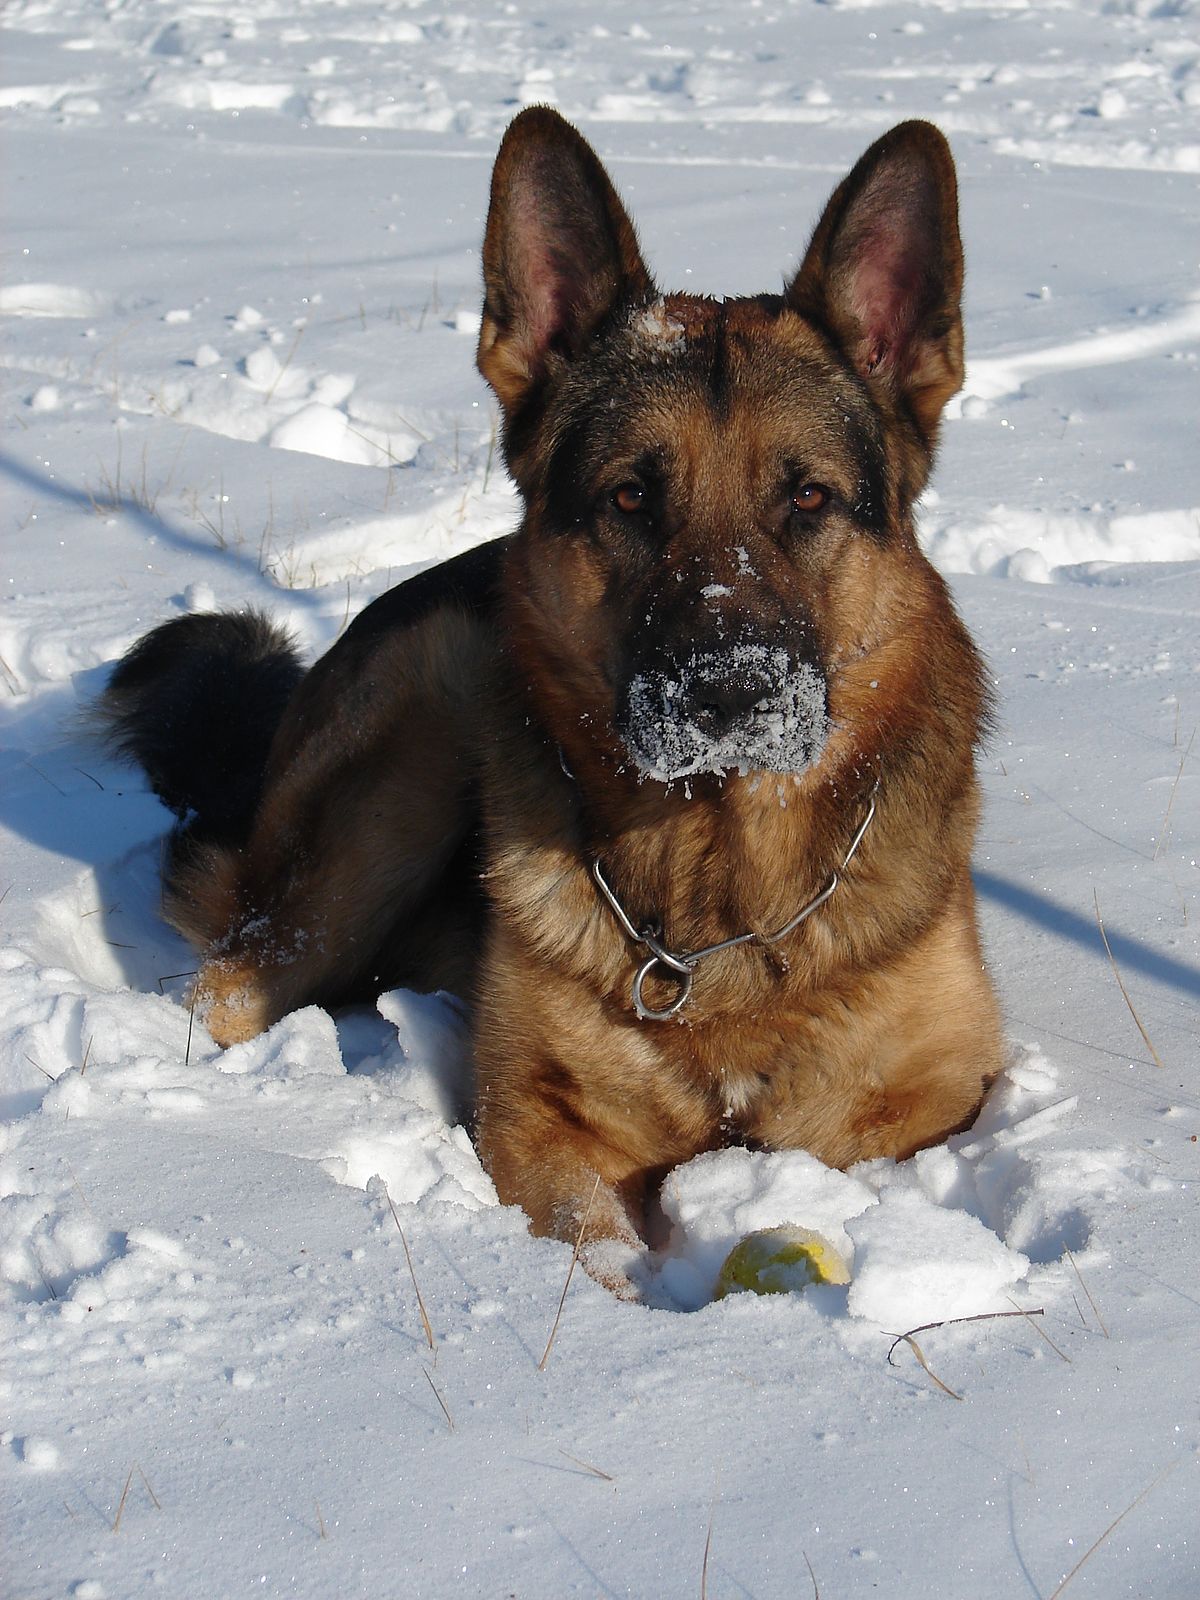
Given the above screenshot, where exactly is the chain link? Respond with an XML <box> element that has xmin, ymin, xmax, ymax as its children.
<box><xmin>591</xmin><ymin>787</ymin><xmax>878</xmax><ymax>1021</ymax></box>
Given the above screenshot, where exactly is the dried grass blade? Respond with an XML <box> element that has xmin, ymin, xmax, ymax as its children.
<box><xmin>803</xmin><ymin>1548</ymin><xmax>821</xmax><ymax>1599</ymax></box>
<box><xmin>423</xmin><ymin>1367</ymin><xmax>454</xmax><ymax>1432</ymax></box>
<box><xmin>1005</xmin><ymin>1296</ymin><xmax>1071</xmax><ymax>1362</ymax></box>
<box><xmin>894</xmin><ymin>1332</ymin><xmax>963</xmax><ymax>1401</ymax></box>
<box><xmin>386</xmin><ymin>1191</ymin><xmax>435</xmax><ymax>1354</ymax></box>
<box><xmin>1152</xmin><ymin>728</ymin><xmax>1194</xmax><ymax>860</ymax></box>
<box><xmin>1094</xmin><ymin>890</ymin><xmax>1165</xmax><ymax>1069</ymax></box>
<box><xmin>558</xmin><ymin>1447</ymin><xmax>614</xmax><ymax>1482</ymax></box>
<box><xmin>1046</xmin><ymin>1463</ymin><xmax>1175</xmax><ymax>1599</ymax></box>
<box><xmin>700</xmin><ymin>1497</ymin><xmax>716</xmax><ymax>1599</ymax></box>
<box><xmin>111</xmin><ymin>1466</ymin><xmax>134</xmax><ymax>1533</ymax></box>
<box><xmin>1065</xmin><ymin>1247</ymin><xmax>1109</xmax><ymax>1338</ymax></box>
<box><xmin>156</xmin><ymin>969</ymin><xmax>196</xmax><ymax>996</ymax></box>
<box><xmin>885</xmin><ymin>1308</ymin><xmax>1042</xmax><ymax>1365</ymax></box>
<box><xmin>538</xmin><ymin>1172</ymin><xmax>601</xmax><ymax>1372</ymax></box>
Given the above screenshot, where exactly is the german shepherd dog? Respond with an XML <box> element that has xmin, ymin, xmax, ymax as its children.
<box><xmin>100</xmin><ymin>109</ymin><xmax>1003</xmax><ymax>1296</ymax></box>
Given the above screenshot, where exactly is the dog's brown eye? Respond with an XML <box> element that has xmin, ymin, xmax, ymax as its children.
<box><xmin>611</xmin><ymin>483</ymin><xmax>646</xmax><ymax>516</ymax></box>
<box><xmin>792</xmin><ymin>483</ymin><xmax>828</xmax><ymax>514</ymax></box>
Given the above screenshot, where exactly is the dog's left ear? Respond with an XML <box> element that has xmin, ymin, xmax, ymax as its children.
<box><xmin>788</xmin><ymin>121</ymin><xmax>964</xmax><ymax>445</ymax></box>
<box><xmin>477</xmin><ymin>106</ymin><xmax>653</xmax><ymax>422</ymax></box>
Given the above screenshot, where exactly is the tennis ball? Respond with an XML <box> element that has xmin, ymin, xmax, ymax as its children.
<box><xmin>714</xmin><ymin>1225</ymin><xmax>851</xmax><ymax>1299</ymax></box>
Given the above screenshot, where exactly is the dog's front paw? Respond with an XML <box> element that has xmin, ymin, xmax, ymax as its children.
<box><xmin>193</xmin><ymin>959</ymin><xmax>275</xmax><ymax>1047</ymax></box>
<box><xmin>577</xmin><ymin>1236</ymin><xmax>651</xmax><ymax>1302</ymax></box>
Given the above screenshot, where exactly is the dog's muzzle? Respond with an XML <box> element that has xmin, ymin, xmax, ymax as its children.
<box><xmin>618</xmin><ymin>643</ymin><xmax>829</xmax><ymax>783</ymax></box>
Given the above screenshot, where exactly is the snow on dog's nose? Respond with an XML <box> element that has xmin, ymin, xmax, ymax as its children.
<box><xmin>620</xmin><ymin>643</ymin><xmax>828</xmax><ymax>783</ymax></box>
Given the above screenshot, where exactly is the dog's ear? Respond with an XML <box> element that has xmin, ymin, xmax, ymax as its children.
<box><xmin>477</xmin><ymin>107</ymin><xmax>653</xmax><ymax>418</ymax></box>
<box><xmin>788</xmin><ymin>121</ymin><xmax>964</xmax><ymax>445</ymax></box>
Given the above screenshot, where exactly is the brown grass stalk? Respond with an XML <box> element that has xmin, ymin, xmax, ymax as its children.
<box><xmin>264</xmin><ymin>325</ymin><xmax>306</xmax><ymax>403</ymax></box>
<box><xmin>1093</xmin><ymin>891</ymin><xmax>1165</xmax><ymax>1069</ymax></box>
<box><xmin>1065</xmin><ymin>1248</ymin><xmax>1109</xmax><ymax>1338</ymax></box>
<box><xmin>156</xmin><ymin>969</ymin><xmax>197</xmax><ymax>996</ymax></box>
<box><xmin>24</xmin><ymin>758</ymin><xmax>67</xmax><ymax>795</ymax></box>
<box><xmin>700</xmin><ymin>1497</ymin><xmax>716</xmax><ymax>1599</ymax></box>
<box><xmin>1005</xmin><ymin>1296</ymin><xmax>1071</xmax><ymax>1363</ymax></box>
<box><xmin>423</xmin><ymin>1367</ymin><xmax>454</xmax><ymax>1432</ymax></box>
<box><xmin>1152</xmin><ymin>728</ymin><xmax>1194</xmax><ymax>861</ymax></box>
<box><xmin>1046</xmin><ymin>1464</ymin><xmax>1175</xmax><ymax>1598</ymax></box>
<box><xmin>385</xmin><ymin>1191</ymin><xmax>435</xmax><ymax>1354</ymax></box>
<box><xmin>537</xmin><ymin>1173</ymin><xmax>601</xmax><ymax>1372</ymax></box>
<box><xmin>558</xmin><ymin>1448</ymin><xmax>614</xmax><ymax>1482</ymax></box>
<box><xmin>803</xmin><ymin>1548</ymin><xmax>821</xmax><ymax>1598</ymax></box>
<box><xmin>885</xmin><ymin>1308</ymin><xmax>1044</xmax><ymax>1366</ymax></box>
<box><xmin>138</xmin><ymin>1465</ymin><xmax>161</xmax><ymax>1509</ymax></box>
<box><xmin>111</xmin><ymin>1467</ymin><xmax>134</xmax><ymax>1532</ymax></box>
<box><xmin>892</xmin><ymin>1332</ymin><xmax>963</xmax><ymax>1400</ymax></box>
<box><xmin>885</xmin><ymin>1309</ymin><xmax>1052</xmax><ymax>1399</ymax></box>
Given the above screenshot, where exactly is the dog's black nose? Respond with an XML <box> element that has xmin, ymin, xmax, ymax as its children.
<box><xmin>683</xmin><ymin>667</ymin><xmax>776</xmax><ymax>738</ymax></box>
<box><xmin>620</xmin><ymin>643</ymin><xmax>827</xmax><ymax>781</ymax></box>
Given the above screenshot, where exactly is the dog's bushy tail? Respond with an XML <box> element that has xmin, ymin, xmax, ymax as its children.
<box><xmin>95</xmin><ymin>611</ymin><xmax>304</xmax><ymax>842</ymax></box>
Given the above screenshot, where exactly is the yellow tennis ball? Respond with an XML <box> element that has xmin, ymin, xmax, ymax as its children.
<box><xmin>714</xmin><ymin>1225</ymin><xmax>851</xmax><ymax>1299</ymax></box>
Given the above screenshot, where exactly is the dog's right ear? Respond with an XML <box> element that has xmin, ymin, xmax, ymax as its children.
<box><xmin>477</xmin><ymin>107</ymin><xmax>653</xmax><ymax>420</ymax></box>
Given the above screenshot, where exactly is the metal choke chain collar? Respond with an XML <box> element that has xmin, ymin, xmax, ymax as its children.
<box><xmin>591</xmin><ymin>786</ymin><xmax>878</xmax><ymax>1022</ymax></box>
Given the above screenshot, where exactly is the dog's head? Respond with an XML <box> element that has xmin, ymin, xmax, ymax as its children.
<box><xmin>478</xmin><ymin>109</ymin><xmax>965</xmax><ymax>788</ymax></box>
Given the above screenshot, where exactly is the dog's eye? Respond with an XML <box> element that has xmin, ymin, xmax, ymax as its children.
<box><xmin>611</xmin><ymin>483</ymin><xmax>647</xmax><ymax>516</ymax></box>
<box><xmin>791</xmin><ymin>483</ymin><xmax>829</xmax><ymax>515</ymax></box>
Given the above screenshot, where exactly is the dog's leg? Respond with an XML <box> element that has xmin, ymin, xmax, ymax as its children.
<box><xmin>474</xmin><ymin>930</ymin><xmax>715</xmax><ymax>1299</ymax></box>
<box><xmin>745</xmin><ymin>881</ymin><xmax>1003</xmax><ymax>1166</ymax></box>
<box><xmin>184</xmin><ymin>789</ymin><xmax>482</xmax><ymax>1046</ymax></box>
<box><xmin>181</xmin><ymin>608</ymin><xmax>495</xmax><ymax>1045</ymax></box>
<box><xmin>478</xmin><ymin>1098</ymin><xmax>656</xmax><ymax>1301</ymax></box>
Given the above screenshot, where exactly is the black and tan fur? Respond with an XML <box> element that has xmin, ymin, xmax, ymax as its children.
<box><xmin>99</xmin><ymin>110</ymin><xmax>1003</xmax><ymax>1296</ymax></box>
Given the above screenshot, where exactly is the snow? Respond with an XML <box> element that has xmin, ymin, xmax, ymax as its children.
<box><xmin>624</xmin><ymin>646</ymin><xmax>829</xmax><ymax>781</ymax></box>
<box><xmin>630</xmin><ymin>299</ymin><xmax>688</xmax><ymax>347</ymax></box>
<box><xmin>3</xmin><ymin>0</ymin><xmax>1199</xmax><ymax>1595</ymax></box>
<box><xmin>845</xmin><ymin>1187</ymin><xmax>1030</xmax><ymax>1329</ymax></box>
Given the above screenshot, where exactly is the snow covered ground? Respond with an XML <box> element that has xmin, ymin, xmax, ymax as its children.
<box><xmin>3</xmin><ymin>0</ymin><xmax>1199</xmax><ymax>1595</ymax></box>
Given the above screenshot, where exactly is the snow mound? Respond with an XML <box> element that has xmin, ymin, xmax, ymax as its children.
<box><xmin>0</xmin><ymin>282</ymin><xmax>111</xmax><ymax>318</ymax></box>
<box><xmin>268</xmin><ymin>402</ymin><xmax>383</xmax><ymax>467</ymax></box>
<box><xmin>658</xmin><ymin>1147</ymin><xmax>875</xmax><ymax>1310</ymax></box>
<box><xmin>650</xmin><ymin>1045</ymin><xmax>1155</xmax><ymax>1321</ymax></box>
<box><xmin>846</xmin><ymin>1186</ymin><xmax>1029</xmax><ymax>1328</ymax></box>
<box><xmin>922</xmin><ymin>505</ymin><xmax>1200</xmax><ymax>582</ymax></box>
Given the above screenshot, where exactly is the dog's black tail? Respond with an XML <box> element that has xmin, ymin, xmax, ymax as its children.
<box><xmin>95</xmin><ymin>611</ymin><xmax>304</xmax><ymax>843</ymax></box>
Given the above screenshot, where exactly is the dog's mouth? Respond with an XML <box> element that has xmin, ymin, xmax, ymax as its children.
<box><xmin>617</xmin><ymin>644</ymin><xmax>829</xmax><ymax>784</ymax></box>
